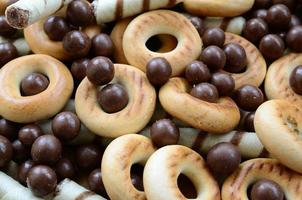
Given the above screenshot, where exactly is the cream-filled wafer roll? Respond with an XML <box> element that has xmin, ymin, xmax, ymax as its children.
<box><xmin>204</xmin><ymin>16</ymin><xmax>246</xmax><ymax>35</ymax></box>
<box><xmin>92</xmin><ymin>0</ymin><xmax>181</xmax><ymax>25</ymax></box>
<box><xmin>0</xmin><ymin>36</ymin><xmax>31</xmax><ymax>56</ymax></box>
<box><xmin>5</xmin><ymin>0</ymin><xmax>72</xmax><ymax>29</ymax></box>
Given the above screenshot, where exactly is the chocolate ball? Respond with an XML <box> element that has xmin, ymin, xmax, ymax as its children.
<box><xmin>71</xmin><ymin>58</ymin><xmax>90</xmax><ymax>81</ymax></box>
<box><xmin>150</xmin><ymin>119</ymin><xmax>179</xmax><ymax>148</ymax></box>
<box><xmin>190</xmin><ymin>83</ymin><xmax>219</xmax><ymax>103</ymax></box>
<box><xmin>289</xmin><ymin>65</ymin><xmax>302</xmax><ymax>94</ymax></box>
<box><xmin>0</xmin><ymin>135</ymin><xmax>13</xmax><ymax>167</ymax></box>
<box><xmin>251</xmin><ymin>179</ymin><xmax>284</xmax><ymax>200</ymax></box>
<box><xmin>146</xmin><ymin>57</ymin><xmax>172</xmax><ymax>86</ymax></box>
<box><xmin>254</xmin><ymin>0</ymin><xmax>272</xmax><ymax>8</ymax></box>
<box><xmin>31</xmin><ymin>135</ymin><xmax>62</xmax><ymax>165</ymax></box>
<box><xmin>43</xmin><ymin>16</ymin><xmax>71</xmax><ymax>41</ymax></box>
<box><xmin>223</xmin><ymin>43</ymin><xmax>247</xmax><ymax>73</ymax></box>
<box><xmin>185</xmin><ymin>61</ymin><xmax>211</xmax><ymax>85</ymax></box>
<box><xmin>235</xmin><ymin>85</ymin><xmax>264</xmax><ymax>111</ymax></box>
<box><xmin>273</xmin><ymin>0</ymin><xmax>296</xmax><ymax>10</ymax></box>
<box><xmin>27</xmin><ymin>165</ymin><xmax>57</xmax><ymax>197</ymax></box>
<box><xmin>0</xmin><ymin>15</ymin><xmax>17</xmax><ymax>37</ymax></box>
<box><xmin>244</xmin><ymin>112</ymin><xmax>255</xmax><ymax>132</ymax></box>
<box><xmin>206</xmin><ymin>142</ymin><xmax>241</xmax><ymax>176</ymax></box>
<box><xmin>188</xmin><ymin>16</ymin><xmax>205</xmax><ymax>36</ymax></box>
<box><xmin>97</xmin><ymin>83</ymin><xmax>129</xmax><ymax>113</ymax></box>
<box><xmin>52</xmin><ymin>112</ymin><xmax>81</xmax><ymax>141</ymax></box>
<box><xmin>66</xmin><ymin>0</ymin><xmax>94</xmax><ymax>27</ymax></box>
<box><xmin>55</xmin><ymin>158</ymin><xmax>75</xmax><ymax>180</ymax></box>
<box><xmin>286</xmin><ymin>26</ymin><xmax>302</xmax><ymax>52</ymax></box>
<box><xmin>18</xmin><ymin>160</ymin><xmax>35</xmax><ymax>185</ymax></box>
<box><xmin>88</xmin><ymin>169</ymin><xmax>107</xmax><ymax>196</ymax></box>
<box><xmin>63</xmin><ymin>30</ymin><xmax>91</xmax><ymax>58</ymax></box>
<box><xmin>18</xmin><ymin>124</ymin><xmax>43</xmax><ymax>147</ymax></box>
<box><xmin>243</xmin><ymin>18</ymin><xmax>269</xmax><ymax>44</ymax></box>
<box><xmin>12</xmin><ymin>140</ymin><xmax>30</xmax><ymax>163</ymax></box>
<box><xmin>20</xmin><ymin>73</ymin><xmax>49</xmax><ymax>96</ymax></box>
<box><xmin>131</xmin><ymin>173</ymin><xmax>144</xmax><ymax>191</ymax></box>
<box><xmin>252</xmin><ymin>9</ymin><xmax>268</xmax><ymax>20</ymax></box>
<box><xmin>202</xmin><ymin>28</ymin><xmax>225</xmax><ymax>47</ymax></box>
<box><xmin>75</xmin><ymin>144</ymin><xmax>102</xmax><ymax>170</ymax></box>
<box><xmin>259</xmin><ymin>34</ymin><xmax>285</xmax><ymax>60</ymax></box>
<box><xmin>266</xmin><ymin>4</ymin><xmax>291</xmax><ymax>30</ymax></box>
<box><xmin>0</xmin><ymin>42</ymin><xmax>18</xmax><ymax>68</ymax></box>
<box><xmin>211</xmin><ymin>72</ymin><xmax>235</xmax><ymax>96</ymax></box>
<box><xmin>201</xmin><ymin>46</ymin><xmax>226</xmax><ymax>71</ymax></box>
<box><xmin>289</xmin><ymin>15</ymin><xmax>301</xmax><ymax>28</ymax></box>
<box><xmin>0</xmin><ymin>118</ymin><xmax>19</xmax><ymax>141</ymax></box>
<box><xmin>91</xmin><ymin>33</ymin><xmax>114</xmax><ymax>57</ymax></box>
<box><xmin>86</xmin><ymin>56</ymin><xmax>114</xmax><ymax>86</ymax></box>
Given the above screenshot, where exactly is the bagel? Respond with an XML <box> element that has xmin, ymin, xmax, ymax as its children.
<box><xmin>159</xmin><ymin>78</ymin><xmax>240</xmax><ymax>133</ymax></box>
<box><xmin>0</xmin><ymin>54</ymin><xmax>73</xmax><ymax>123</ymax></box>
<box><xmin>102</xmin><ymin>134</ymin><xmax>156</xmax><ymax>200</ymax></box>
<box><xmin>144</xmin><ymin>145</ymin><xmax>220</xmax><ymax>200</ymax></box>
<box><xmin>254</xmin><ymin>99</ymin><xmax>302</xmax><ymax>173</ymax></box>
<box><xmin>123</xmin><ymin>10</ymin><xmax>202</xmax><ymax>76</ymax></box>
<box><xmin>222</xmin><ymin>158</ymin><xmax>302</xmax><ymax>200</ymax></box>
<box><xmin>75</xmin><ymin>64</ymin><xmax>156</xmax><ymax>138</ymax></box>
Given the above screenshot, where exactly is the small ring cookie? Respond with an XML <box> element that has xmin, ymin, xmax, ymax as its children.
<box><xmin>223</xmin><ymin>33</ymin><xmax>267</xmax><ymax>89</ymax></box>
<box><xmin>0</xmin><ymin>54</ymin><xmax>73</xmax><ymax>123</ymax></box>
<box><xmin>254</xmin><ymin>99</ymin><xmax>302</xmax><ymax>173</ymax></box>
<box><xmin>265</xmin><ymin>53</ymin><xmax>302</xmax><ymax>104</ymax></box>
<box><xmin>102</xmin><ymin>134</ymin><xmax>156</xmax><ymax>200</ymax></box>
<box><xmin>159</xmin><ymin>78</ymin><xmax>240</xmax><ymax>133</ymax></box>
<box><xmin>75</xmin><ymin>64</ymin><xmax>156</xmax><ymax>138</ymax></box>
<box><xmin>222</xmin><ymin>158</ymin><xmax>302</xmax><ymax>200</ymax></box>
<box><xmin>123</xmin><ymin>10</ymin><xmax>202</xmax><ymax>76</ymax></box>
<box><xmin>144</xmin><ymin>145</ymin><xmax>220</xmax><ymax>200</ymax></box>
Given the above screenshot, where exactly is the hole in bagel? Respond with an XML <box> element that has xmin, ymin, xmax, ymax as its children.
<box><xmin>20</xmin><ymin>72</ymin><xmax>50</xmax><ymax>96</ymax></box>
<box><xmin>177</xmin><ymin>173</ymin><xmax>198</xmax><ymax>198</ymax></box>
<box><xmin>145</xmin><ymin>34</ymin><xmax>177</xmax><ymax>53</ymax></box>
<box><xmin>130</xmin><ymin>163</ymin><xmax>144</xmax><ymax>191</ymax></box>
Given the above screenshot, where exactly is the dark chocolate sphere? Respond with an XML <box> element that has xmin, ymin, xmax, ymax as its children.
<box><xmin>235</xmin><ymin>85</ymin><xmax>264</xmax><ymax>111</ymax></box>
<box><xmin>259</xmin><ymin>34</ymin><xmax>285</xmax><ymax>60</ymax></box>
<box><xmin>251</xmin><ymin>179</ymin><xmax>284</xmax><ymax>200</ymax></box>
<box><xmin>289</xmin><ymin>65</ymin><xmax>302</xmax><ymax>94</ymax></box>
<box><xmin>44</xmin><ymin>16</ymin><xmax>71</xmax><ymax>41</ymax></box>
<box><xmin>63</xmin><ymin>30</ymin><xmax>91</xmax><ymax>58</ymax></box>
<box><xmin>146</xmin><ymin>57</ymin><xmax>172</xmax><ymax>86</ymax></box>
<box><xmin>185</xmin><ymin>61</ymin><xmax>211</xmax><ymax>85</ymax></box>
<box><xmin>223</xmin><ymin>43</ymin><xmax>247</xmax><ymax>73</ymax></box>
<box><xmin>20</xmin><ymin>73</ymin><xmax>49</xmax><ymax>96</ymax></box>
<box><xmin>18</xmin><ymin>124</ymin><xmax>43</xmax><ymax>147</ymax></box>
<box><xmin>66</xmin><ymin>0</ymin><xmax>94</xmax><ymax>27</ymax></box>
<box><xmin>200</xmin><ymin>46</ymin><xmax>226</xmax><ymax>71</ymax></box>
<box><xmin>211</xmin><ymin>72</ymin><xmax>235</xmax><ymax>96</ymax></box>
<box><xmin>91</xmin><ymin>33</ymin><xmax>114</xmax><ymax>57</ymax></box>
<box><xmin>202</xmin><ymin>28</ymin><xmax>225</xmax><ymax>47</ymax></box>
<box><xmin>190</xmin><ymin>83</ymin><xmax>219</xmax><ymax>103</ymax></box>
<box><xmin>0</xmin><ymin>135</ymin><xmax>13</xmax><ymax>167</ymax></box>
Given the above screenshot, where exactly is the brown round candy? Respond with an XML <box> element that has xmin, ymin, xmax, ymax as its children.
<box><xmin>131</xmin><ymin>173</ymin><xmax>144</xmax><ymax>191</ymax></box>
<box><xmin>0</xmin><ymin>42</ymin><xmax>18</xmax><ymax>68</ymax></box>
<box><xmin>289</xmin><ymin>65</ymin><xmax>302</xmax><ymax>94</ymax></box>
<box><xmin>286</xmin><ymin>26</ymin><xmax>302</xmax><ymax>52</ymax></box>
<box><xmin>252</xmin><ymin>9</ymin><xmax>268</xmax><ymax>20</ymax></box>
<box><xmin>0</xmin><ymin>135</ymin><xmax>13</xmax><ymax>167</ymax></box>
<box><xmin>43</xmin><ymin>16</ymin><xmax>71</xmax><ymax>41</ymax></box>
<box><xmin>0</xmin><ymin>15</ymin><xmax>17</xmax><ymax>37</ymax></box>
<box><xmin>211</xmin><ymin>72</ymin><xmax>235</xmax><ymax>96</ymax></box>
<box><xmin>86</xmin><ymin>56</ymin><xmax>114</xmax><ymax>86</ymax></box>
<box><xmin>289</xmin><ymin>15</ymin><xmax>301</xmax><ymax>28</ymax></box>
<box><xmin>71</xmin><ymin>58</ymin><xmax>90</xmax><ymax>81</ymax></box>
<box><xmin>0</xmin><ymin>118</ymin><xmax>19</xmax><ymax>141</ymax></box>
<box><xmin>185</xmin><ymin>61</ymin><xmax>211</xmax><ymax>85</ymax></box>
<box><xmin>91</xmin><ymin>33</ymin><xmax>114</xmax><ymax>57</ymax></box>
<box><xmin>75</xmin><ymin>144</ymin><xmax>102</xmax><ymax>170</ymax></box>
<box><xmin>188</xmin><ymin>16</ymin><xmax>205</xmax><ymax>36</ymax></box>
<box><xmin>259</xmin><ymin>34</ymin><xmax>285</xmax><ymax>60</ymax></box>
<box><xmin>20</xmin><ymin>73</ymin><xmax>49</xmax><ymax>96</ymax></box>
<box><xmin>97</xmin><ymin>83</ymin><xmax>129</xmax><ymax>113</ymax></box>
<box><xmin>52</xmin><ymin>111</ymin><xmax>81</xmax><ymax>141</ymax></box>
<box><xmin>265</xmin><ymin>4</ymin><xmax>291</xmax><ymax>30</ymax></box>
<box><xmin>27</xmin><ymin>165</ymin><xmax>57</xmax><ymax>197</ymax></box>
<box><xmin>235</xmin><ymin>85</ymin><xmax>264</xmax><ymax>111</ymax></box>
<box><xmin>273</xmin><ymin>0</ymin><xmax>296</xmax><ymax>10</ymax></box>
<box><xmin>55</xmin><ymin>158</ymin><xmax>75</xmax><ymax>180</ymax></box>
<box><xmin>18</xmin><ymin>124</ymin><xmax>43</xmax><ymax>147</ymax></box>
<box><xmin>200</xmin><ymin>46</ymin><xmax>226</xmax><ymax>71</ymax></box>
<box><xmin>254</xmin><ymin>0</ymin><xmax>272</xmax><ymax>8</ymax></box>
<box><xmin>150</xmin><ymin>119</ymin><xmax>179</xmax><ymax>148</ymax></box>
<box><xmin>206</xmin><ymin>142</ymin><xmax>241</xmax><ymax>176</ymax></box>
<box><xmin>88</xmin><ymin>169</ymin><xmax>108</xmax><ymax>196</ymax></box>
<box><xmin>251</xmin><ymin>179</ymin><xmax>284</xmax><ymax>200</ymax></box>
<box><xmin>190</xmin><ymin>83</ymin><xmax>219</xmax><ymax>103</ymax></box>
<box><xmin>146</xmin><ymin>57</ymin><xmax>172</xmax><ymax>86</ymax></box>
<box><xmin>12</xmin><ymin>140</ymin><xmax>30</xmax><ymax>163</ymax></box>
<box><xmin>63</xmin><ymin>30</ymin><xmax>91</xmax><ymax>58</ymax></box>
<box><xmin>202</xmin><ymin>28</ymin><xmax>225</xmax><ymax>47</ymax></box>
<box><xmin>223</xmin><ymin>43</ymin><xmax>247</xmax><ymax>73</ymax></box>
<box><xmin>244</xmin><ymin>112</ymin><xmax>255</xmax><ymax>132</ymax></box>
<box><xmin>18</xmin><ymin>160</ymin><xmax>35</xmax><ymax>185</ymax></box>
<box><xmin>66</xmin><ymin>0</ymin><xmax>94</xmax><ymax>27</ymax></box>
<box><xmin>31</xmin><ymin>135</ymin><xmax>62</xmax><ymax>165</ymax></box>
<box><xmin>243</xmin><ymin>18</ymin><xmax>269</xmax><ymax>44</ymax></box>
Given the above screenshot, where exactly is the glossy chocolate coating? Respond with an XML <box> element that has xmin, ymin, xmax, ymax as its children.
<box><xmin>146</xmin><ymin>57</ymin><xmax>172</xmax><ymax>86</ymax></box>
<box><xmin>235</xmin><ymin>85</ymin><xmax>264</xmax><ymax>111</ymax></box>
<box><xmin>286</xmin><ymin>26</ymin><xmax>302</xmax><ymax>52</ymax></box>
<box><xmin>289</xmin><ymin>65</ymin><xmax>302</xmax><ymax>94</ymax></box>
<box><xmin>63</xmin><ymin>31</ymin><xmax>91</xmax><ymax>58</ymax></box>
<box><xmin>18</xmin><ymin>160</ymin><xmax>35</xmax><ymax>185</ymax></box>
<box><xmin>244</xmin><ymin>112</ymin><xmax>255</xmax><ymax>132</ymax></box>
<box><xmin>201</xmin><ymin>46</ymin><xmax>226</xmax><ymax>71</ymax></box>
<box><xmin>190</xmin><ymin>83</ymin><xmax>219</xmax><ymax>103</ymax></box>
<box><xmin>243</xmin><ymin>18</ymin><xmax>269</xmax><ymax>44</ymax></box>
<box><xmin>188</xmin><ymin>16</ymin><xmax>205</xmax><ymax>36</ymax></box>
<box><xmin>289</xmin><ymin>15</ymin><xmax>301</xmax><ymax>28</ymax></box>
<box><xmin>185</xmin><ymin>61</ymin><xmax>211</xmax><ymax>85</ymax></box>
<box><xmin>18</xmin><ymin>124</ymin><xmax>43</xmax><ymax>147</ymax></box>
<box><xmin>43</xmin><ymin>16</ymin><xmax>71</xmax><ymax>41</ymax></box>
<box><xmin>75</xmin><ymin>144</ymin><xmax>102</xmax><ymax>170</ymax></box>
<box><xmin>88</xmin><ymin>169</ymin><xmax>108</xmax><ymax>196</ymax></box>
<box><xmin>0</xmin><ymin>15</ymin><xmax>17</xmax><ymax>37</ymax></box>
<box><xmin>251</xmin><ymin>179</ymin><xmax>284</xmax><ymax>200</ymax></box>
<box><xmin>150</xmin><ymin>119</ymin><xmax>179</xmax><ymax>148</ymax></box>
<box><xmin>20</xmin><ymin>73</ymin><xmax>49</xmax><ymax>96</ymax></box>
<box><xmin>202</xmin><ymin>28</ymin><xmax>225</xmax><ymax>47</ymax></box>
<box><xmin>91</xmin><ymin>33</ymin><xmax>114</xmax><ymax>57</ymax></box>
<box><xmin>259</xmin><ymin>34</ymin><xmax>285</xmax><ymax>60</ymax></box>
<box><xmin>86</xmin><ymin>56</ymin><xmax>114</xmax><ymax>86</ymax></box>
<box><xmin>273</xmin><ymin>0</ymin><xmax>296</xmax><ymax>10</ymax></box>
<box><xmin>0</xmin><ymin>42</ymin><xmax>18</xmax><ymax>68</ymax></box>
<box><xmin>71</xmin><ymin>58</ymin><xmax>90</xmax><ymax>81</ymax></box>
<box><xmin>252</xmin><ymin>9</ymin><xmax>268</xmax><ymax>20</ymax></box>
<box><xmin>266</xmin><ymin>4</ymin><xmax>291</xmax><ymax>30</ymax></box>
<box><xmin>211</xmin><ymin>72</ymin><xmax>235</xmax><ymax>96</ymax></box>
<box><xmin>66</xmin><ymin>0</ymin><xmax>94</xmax><ymax>27</ymax></box>
<box><xmin>223</xmin><ymin>43</ymin><xmax>247</xmax><ymax>73</ymax></box>
<box><xmin>0</xmin><ymin>118</ymin><xmax>19</xmax><ymax>141</ymax></box>
<box><xmin>55</xmin><ymin>158</ymin><xmax>75</xmax><ymax>180</ymax></box>
<box><xmin>0</xmin><ymin>135</ymin><xmax>13</xmax><ymax>167</ymax></box>
<box><xmin>12</xmin><ymin>140</ymin><xmax>30</xmax><ymax>163</ymax></box>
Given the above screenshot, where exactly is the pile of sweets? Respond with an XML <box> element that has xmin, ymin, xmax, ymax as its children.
<box><xmin>0</xmin><ymin>0</ymin><xmax>302</xmax><ymax>199</ymax></box>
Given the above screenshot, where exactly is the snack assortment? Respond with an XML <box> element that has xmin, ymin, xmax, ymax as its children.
<box><xmin>0</xmin><ymin>0</ymin><xmax>302</xmax><ymax>200</ymax></box>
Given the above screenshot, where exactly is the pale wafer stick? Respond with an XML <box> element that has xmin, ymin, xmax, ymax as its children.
<box><xmin>204</xmin><ymin>16</ymin><xmax>246</xmax><ymax>35</ymax></box>
<box><xmin>5</xmin><ymin>0</ymin><xmax>72</xmax><ymax>29</ymax></box>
